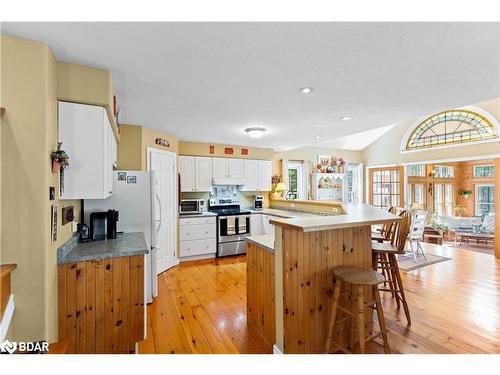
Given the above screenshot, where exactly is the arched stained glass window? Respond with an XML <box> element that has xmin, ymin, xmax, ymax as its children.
<box><xmin>402</xmin><ymin>108</ymin><xmax>499</xmax><ymax>152</ymax></box>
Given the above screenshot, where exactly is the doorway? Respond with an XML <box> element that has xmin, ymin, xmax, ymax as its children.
<box><xmin>147</xmin><ymin>148</ymin><xmax>178</xmax><ymax>274</ymax></box>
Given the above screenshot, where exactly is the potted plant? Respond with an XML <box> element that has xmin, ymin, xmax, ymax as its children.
<box><xmin>458</xmin><ymin>190</ymin><xmax>472</xmax><ymax>199</ymax></box>
<box><xmin>51</xmin><ymin>142</ymin><xmax>69</xmax><ymax>173</ymax></box>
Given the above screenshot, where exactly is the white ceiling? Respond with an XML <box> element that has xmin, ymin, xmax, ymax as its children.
<box><xmin>2</xmin><ymin>22</ymin><xmax>499</xmax><ymax>151</ymax></box>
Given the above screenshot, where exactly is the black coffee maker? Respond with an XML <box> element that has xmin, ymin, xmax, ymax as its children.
<box><xmin>89</xmin><ymin>209</ymin><xmax>119</xmax><ymax>240</ymax></box>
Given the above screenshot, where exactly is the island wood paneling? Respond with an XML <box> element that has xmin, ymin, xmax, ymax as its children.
<box><xmin>281</xmin><ymin>225</ymin><xmax>373</xmax><ymax>353</ymax></box>
<box><xmin>246</xmin><ymin>242</ymin><xmax>275</xmax><ymax>350</ymax></box>
<box><xmin>58</xmin><ymin>255</ymin><xmax>144</xmax><ymax>353</ymax></box>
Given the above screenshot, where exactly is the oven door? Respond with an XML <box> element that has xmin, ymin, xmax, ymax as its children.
<box><xmin>217</xmin><ymin>215</ymin><xmax>250</xmax><ymax>242</ymax></box>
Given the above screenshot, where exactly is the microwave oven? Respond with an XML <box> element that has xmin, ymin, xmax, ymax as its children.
<box><xmin>179</xmin><ymin>199</ymin><xmax>205</xmax><ymax>214</ymax></box>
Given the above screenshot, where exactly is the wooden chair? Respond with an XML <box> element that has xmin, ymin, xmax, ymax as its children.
<box><xmin>371</xmin><ymin>210</ymin><xmax>412</xmax><ymax>325</ymax></box>
<box><xmin>372</xmin><ymin>206</ymin><xmax>396</xmax><ymax>242</ymax></box>
<box><xmin>325</xmin><ymin>266</ymin><xmax>390</xmax><ymax>354</ymax></box>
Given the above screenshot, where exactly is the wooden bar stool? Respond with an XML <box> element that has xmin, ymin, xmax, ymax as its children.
<box><xmin>325</xmin><ymin>266</ymin><xmax>390</xmax><ymax>354</ymax></box>
<box><xmin>372</xmin><ymin>206</ymin><xmax>396</xmax><ymax>243</ymax></box>
<box><xmin>372</xmin><ymin>210</ymin><xmax>412</xmax><ymax>325</ymax></box>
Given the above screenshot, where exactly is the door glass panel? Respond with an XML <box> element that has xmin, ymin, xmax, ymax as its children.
<box><xmin>391</xmin><ymin>170</ymin><xmax>400</xmax><ymax>181</ymax></box>
<box><xmin>382</xmin><ymin>171</ymin><xmax>391</xmax><ymax>182</ymax></box>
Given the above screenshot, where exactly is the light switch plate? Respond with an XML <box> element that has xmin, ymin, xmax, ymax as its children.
<box><xmin>71</xmin><ymin>222</ymin><xmax>78</xmax><ymax>232</ymax></box>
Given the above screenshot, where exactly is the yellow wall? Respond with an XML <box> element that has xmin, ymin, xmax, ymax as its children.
<box><xmin>362</xmin><ymin>97</ymin><xmax>500</xmax><ymax>166</ymax></box>
<box><xmin>117</xmin><ymin>124</ymin><xmax>142</xmax><ymax>170</ymax></box>
<box><xmin>179</xmin><ymin>141</ymin><xmax>274</xmax><ymax>160</ymax></box>
<box><xmin>1</xmin><ymin>35</ymin><xmax>81</xmax><ymax>342</ymax></box>
<box><xmin>116</xmin><ymin>124</ymin><xmax>179</xmax><ymax>171</ymax></box>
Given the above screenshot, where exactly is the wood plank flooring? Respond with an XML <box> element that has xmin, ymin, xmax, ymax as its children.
<box><xmin>139</xmin><ymin>243</ymin><xmax>500</xmax><ymax>354</ymax></box>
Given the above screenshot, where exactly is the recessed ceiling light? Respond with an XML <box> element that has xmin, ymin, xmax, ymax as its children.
<box><xmin>245</xmin><ymin>127</ymin><xmax>267</xmax><ymax>138</ymax></box>
<box><xmin>341</xmin><ymin>116</ymin><xmax>352</xmax><ymax>121</ymax></box>
<box><xmin>299</xmin><ymin>87</ymin><xmax>314</xmax><ymax>94</ymax></box>
<box><xmin>313</xmin><ymin>135</ymin><xmax>322</xmax><ymax>139</ymax></box>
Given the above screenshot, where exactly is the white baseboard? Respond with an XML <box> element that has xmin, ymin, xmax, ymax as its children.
<box><xmin>273</xmin><ymin>345</ymin><xmax>283</xmax><ymax>354</ymax></box>
<box><xmin>179</xmin><ymin>253</ymin><xmax>216</xmax><ymax>262</ymax></box>
<box><xmin>0</xmin><ymin>294</ymin><xmax>15</xmax><ymax>343</ymax></box>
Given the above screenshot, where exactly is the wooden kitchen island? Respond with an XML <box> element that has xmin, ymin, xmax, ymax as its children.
<box><xmin>246</xmin><ymin>204</ymin><xmax>399</xmax><ymax>354</ymax></box>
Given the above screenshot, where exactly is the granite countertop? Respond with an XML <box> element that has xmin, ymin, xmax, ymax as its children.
<box><xmin>57</xmin><ymin>232</ymin><xmax>149</xmax><ymax>264</ymax></box>
<box><xmin>268</xmin><ymin>203</ymin><xmax>400</xmax><ymax>232</ymax></box>
<box><xmin>246</xmin><ymin>234</ymin><xmax>275</xmax><ymax>253</ymax></box>
<box><xmin>179</xmin><ymin>211</ymin><xmax>217</xmax><ymax>218</ymax></box>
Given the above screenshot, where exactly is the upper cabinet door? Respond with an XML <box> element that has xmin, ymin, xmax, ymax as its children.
<box><xmin>179</xmin><ymin>156</ymin><xmax>195</xmax><ymax>192</ymax></box>
<box><xmin>241</xmin><ymin>159</ymin><xmax>259</xmax><ymax>191</ymax></box>
<box><xmin>195</xmin><ymin>157</ymin><xmax>213</xmax><ymax>192</ymax></box>
<box><xmin>258</xmin><ymin>160</ymin><xmax>272</xmax><ymax>191</ymax></box>
<box><xmin>228</xmin><ymin>158</ymin><xmax>244</xmax><ymax>179</ymax></box>
<box><xmin>212</xmin><ymin>158</ymin><xmax>229</xmax><ymax>178</ymax></box>
<box><xmin>58</xmin><ymin>101</ymin><xmax>111</xmax><ymax>200</ymax></box>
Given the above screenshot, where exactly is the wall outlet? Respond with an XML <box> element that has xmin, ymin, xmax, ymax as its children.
<box><xmin>332</xmin><ymin>207</ymin><xmax>339</xmax><ymax>213</ymax></box>
<box><xmin>71</xmin><ymin>222</ymin><xmax>78</xmax><ymax>233</ymax></box>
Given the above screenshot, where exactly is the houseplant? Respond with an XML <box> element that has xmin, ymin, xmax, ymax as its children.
<box><xmin>51</xmin><ymin>142</ymin><xmax>69</xmax><ymax>173</ymax></box>
<box><xmin>458</xmin><ymin>190</ymin><xmax>472</xmax><ymax>199</ymax></box>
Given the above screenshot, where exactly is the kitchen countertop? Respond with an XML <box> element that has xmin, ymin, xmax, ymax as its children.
<box><xmin>268</xmin><ymin>203</ymin><xmax>400</xmax><ymax>232</ymax></box>
<box><xmin>179</xmin><ymin>211</ymin><xmax>217</xmax><ymax>218</ymax></box>
<box><xmin>246</xmin><ymin>234</ymin><xmax>275</xmax><ymax>253</ymax></box>
<box><xmin>57</xmin><ymin>232</ymin><xmax>149</xmax><ymax>264</ymax></box>
<box><xmin>245</xmin><ymin>208</ymin><xmax>320</xmax><ymax>218</ymax></box>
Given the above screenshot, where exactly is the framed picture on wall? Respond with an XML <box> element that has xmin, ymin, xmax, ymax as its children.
<box><xmin>51</xmin><ymin>204</ymin><xmax>58</xmax><ymax>244</ymax></box>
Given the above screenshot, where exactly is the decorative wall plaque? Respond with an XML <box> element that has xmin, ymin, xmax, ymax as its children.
<box><xmin>155</xmin><ymin>138</ymin><xmax>170</xmax><ymax>147</ymax></box>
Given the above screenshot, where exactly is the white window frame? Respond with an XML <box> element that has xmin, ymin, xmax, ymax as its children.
<box><xmin>473</xmin><ymin>164</ymin><xmax>494</xmax><ymax>178</ymax></box>
<box><xmin>287</xmin><ymin>161</ymin><xmax>307</xmax><ymax>200</ymax></box>
<box><xmin>475</xmin><ymin>184</ymin><xmax>495</xmax><ymax>216</ymax></box>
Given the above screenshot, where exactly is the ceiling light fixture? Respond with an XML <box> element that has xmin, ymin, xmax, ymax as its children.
<box><xmin>245</xmin><ymin>127</ymin><xmax>267</xmax><ymax>138</ymax></box>
<box><xmin>299</xmin><ymin>87</ymin><xmax>314</xmax><ymax>94</ymax></box>
<box><xmin>341</xmin><ymin>116</ymin><xmax>352</xmax><ymax>121</ymax></box>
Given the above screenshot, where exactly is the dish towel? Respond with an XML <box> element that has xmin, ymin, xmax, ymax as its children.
<box><xmin>227</xmin><ymin>216</ymin><xmax>236</xmax><ymax>235</ymax></box>
<box><xmin>238</xmin><ymin>218</ymin><xmax>247</xmax><ymax>234</ymax></box>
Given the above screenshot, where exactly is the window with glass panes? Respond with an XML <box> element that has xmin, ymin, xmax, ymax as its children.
<box><xmin>434</xmin><ymin>183</ymin><xmax>453</xmax><ymax>216</ymax></box>
<box><xmin>370</xmin><ymin>168</ymin><xmax>402</xmax><ymax>209</ymax></box>
<box><xmin>407</xmin><ymin>164</ymin><xmax>425</xmax><ymax>177</ymax></box>
<box><xmin>475</xmin><ymin>185</ymin><xmax>494</xmax><ymax>216</ymax></box>
<box><xmin>473</xmin><ymin>165</ymin><xmax>494</xmax><ymax>178</ymax></box>
<box><xmin>434</xmin><ymin>165</ymin><xmax>454</xmax><ymax>178</ymax></box>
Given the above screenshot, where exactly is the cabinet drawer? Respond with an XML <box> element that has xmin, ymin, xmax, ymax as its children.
<box><xmin>180</xmin><ymin>223</ymin><xmax>216</xmax><ymax>241</ymax></box>
<box><xmin>180</xmin><ymin>217</ymin><xmax>200</xmax><ymax>226</ymax></box>
<box><xmin>180</xmin><ymin>238</ymin><xmax>216</xmax><ymax>257</ymax></box>
<box><xmin>198</xmin><ymin>216</ymin><xmax>216</xmax><ymax>224</ymax></box>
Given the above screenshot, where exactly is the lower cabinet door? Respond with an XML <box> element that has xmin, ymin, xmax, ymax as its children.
<box><xmin>180</xmin><ymin>238</ymin><xmax>216</xmax><ymax>257</ymax></box>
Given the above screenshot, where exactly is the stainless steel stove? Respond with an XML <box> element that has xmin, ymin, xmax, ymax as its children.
<box><xmin>209</xmin><ymin>203</ymin><xmax>251</xmax><ymax>257</ymax></box>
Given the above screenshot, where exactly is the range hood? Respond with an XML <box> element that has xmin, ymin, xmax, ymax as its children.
<box><xmin>212</xmin><ymin>177</ymin><xmax>245</xmax><ymax>186</ymax></box>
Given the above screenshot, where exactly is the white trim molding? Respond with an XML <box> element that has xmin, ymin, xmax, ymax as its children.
<box><xmin>400</xmin><ymin>105</ymin><xmax>500</xmax><ymax>154</ymax></box>
<box><xmin>0</xmin><ymin>294</ymin><xmax>15</xmax><ymax>343</ymax></box>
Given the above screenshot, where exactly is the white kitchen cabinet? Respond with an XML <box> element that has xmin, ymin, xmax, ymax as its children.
<box><xmin>180</xmin><ymin>156</ymin><xmax>213</xmax><ymax>192</ymax></box>
<box><xmin>262</xmin><ymin>214</ymin><xmax>275</xmax><ymax>235</ymax></box>
<box><xmin>58</xmin><ymin>101</ymin><xmax>117</xmax><ymax>200</ymax></box>
<box><xmin>241</xmin><ymin>159</ymin><xmax>259</xmax><ymax>191</ymax></box>
<box><xmin>258</xmin><ymin>160</ymin><xmax>272</xmax><ymax>191</ymax></box>
<box><xmin>212</xmin><ymin>157</ymin><xmax>245</xmax><ymax>179</ymax></box>
<box><xmin>212</xmin><ymin>158</ymin><xmax>229</xmax><ymax>178</ymax></box>
<box><xmin>194</xmin><ymin>157</ymin><xmax>213</xmax><ymax>191</ymax></box>
<box><xmin>179</xmin><ymin>216</ymin><xmax>216</xmax><ymax>260</ymax></box>
<box><xmin>179</xmin><ymin>156</ymin><xmax>195</xmax><ymax>192</ymax></box>
<box><xmin>240</xmin><ymin>159</ymin><xmax>272</xmax><ymax>191</ymax></box>
<box><xmin>250</xmin><ymin>213</ymin><xmax>264</xmax><ymax>235</ymax></box>
<box><xmin>228</xmin><ymin>158</ymin><xmax>244</xmax><ymax>179</ymax></box>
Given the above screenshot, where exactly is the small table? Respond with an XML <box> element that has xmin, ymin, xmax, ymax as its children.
<box><xmin>453</xmin><ymin>232</ymin><xmax>494</xmax><ymax>246</ymax></box>
<box><xmin>424</xmin><ymin>233</ymin><xmax>443</xmax><ymax>245</ymax></box>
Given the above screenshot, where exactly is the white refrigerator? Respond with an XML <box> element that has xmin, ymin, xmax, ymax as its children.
<box><xmin>84</xmin><ymin>171</ymin><xmax>158</xmax><ymax>306</ymax></box>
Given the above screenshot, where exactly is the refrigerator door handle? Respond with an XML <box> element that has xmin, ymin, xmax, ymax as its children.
<box><xmin>151</xmin><ymin>246</ymin><xmax>158</xmax><ymax>297</ymax></box>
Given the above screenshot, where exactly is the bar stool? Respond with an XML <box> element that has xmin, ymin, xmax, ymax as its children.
<box><xmin>325</xmin><ymin>266</ymin><xmax>390</xmax><ymax>354</ymax></box>
<box><xmin>372</xmin><ymin>206</ymin><xmax>396</xmax><ymax>243</ymax></box>
<box><xmin>372</xmin><ymin>210</ymin><xmax>412</xmax><ymax>325</ymax></box>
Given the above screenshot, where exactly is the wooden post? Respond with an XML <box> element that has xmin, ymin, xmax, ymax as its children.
<box><xmin>495</xmin><ymin>158</ymin><xmax>500</xmax><ymax>259</ymax></box>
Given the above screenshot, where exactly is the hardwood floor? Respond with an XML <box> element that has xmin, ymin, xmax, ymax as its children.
<box><xmin>139</xmin><ymin>243</ymin><xmax>500</xmax><ymax>354</ymax></box>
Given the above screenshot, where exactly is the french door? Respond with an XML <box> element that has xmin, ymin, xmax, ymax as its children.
<box><xmin>369</xmin><ymin>166</ymin><xmax>404</xmax><ymax>209</ymax></box>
